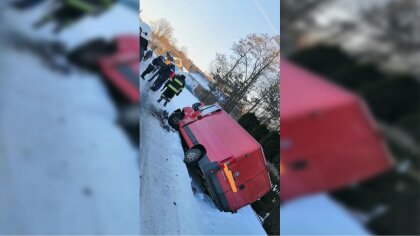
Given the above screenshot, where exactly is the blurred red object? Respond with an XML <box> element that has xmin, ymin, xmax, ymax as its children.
<box><xmin>280</xmin><ymin>60</ymin><xmax>393</xmax><ymax>202</ymax></box>
<box><xmin>99</xmin><ymin>35</ymin><xmax>140</xmax><ymax>103</ymax></box>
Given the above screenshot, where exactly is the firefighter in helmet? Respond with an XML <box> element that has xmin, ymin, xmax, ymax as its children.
<box><xmin>157</xmin><ymin>74</ymin><xmax>186</xmax><ymax>106</ymax></box>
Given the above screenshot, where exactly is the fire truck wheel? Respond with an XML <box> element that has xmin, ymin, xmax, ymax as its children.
<box><xmin>184</xmin><ymin>149</ymin><xmax>202</xmax><ymax>166</ymax></box>
<box><xmin>168</xmin><ymin>111</ymin><xmax>184</xmax><ymax>130</ymax></box>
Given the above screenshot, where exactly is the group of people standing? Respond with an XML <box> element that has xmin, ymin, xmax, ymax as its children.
<box><xmin>141</xmin><ymin>53</ymin><xmax>186</xmax><ymax>107</ymax></box>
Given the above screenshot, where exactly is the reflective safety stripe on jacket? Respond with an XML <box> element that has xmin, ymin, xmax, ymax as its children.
<box><xmin>65</xmin><ymin>0</ymin><xmax>113</xmax><ymax>12</ymax></box>
<box><xmin>165</xmin><ymin>75</ymin><xmax>185</xmax><ymax>94</ymax></box>
<box><xmin>174</xmin><ymin>78</ymin><xmax>183</xmax><ymax>86</ymax></box>
<box><xmin>168</xmin><ymin>84</ymin><xmax>180</xmax><ymax>93</ymax></box>
<box><xmin>66</xmin><ymin>0</ymin><xmax>96</xmax><ymax>12</ymax></box>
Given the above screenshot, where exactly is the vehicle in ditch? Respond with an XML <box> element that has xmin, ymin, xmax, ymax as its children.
<box><xmin>280</xmin><ymin>60</ymin><xmax>393</xmax><ymax>202</ymax></box>
<box><xmin>168</xmin><ymin>103</ymin><xmax>272</xmax><ymax>212</ymax></box>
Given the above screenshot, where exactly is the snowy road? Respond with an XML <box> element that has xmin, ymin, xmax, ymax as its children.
<box><xmin>139</xmin><ymin>59</ymin><xmax>266</xmax><ymax>235</ymax></box>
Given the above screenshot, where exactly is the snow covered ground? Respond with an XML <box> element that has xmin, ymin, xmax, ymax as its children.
<box><xmin>2</xmin><ymin>1</ymin><xmax>138</xmax><ymax>51</ymax></box>
<box><xmin>280</xmin><ymin>194</ymin><xmax>370</xmax><ymax>235</ymax></box>
<box><xmin>190</xmin><ymin>72</ymin><xmax>211</xmax><ymax>90</ymax></box>
<box><xmin>139</xmin><ymin>58</ymin><xmax>267</xmax><ymax>235</ymax></box>
<box><xmin>0</xmin><ymin>2</ymin><xmax>140</xmax><ymax>234</ymax></box>
<box><xmin>184</xmin><ymin>73</ymin><xmax>200</xmax><ymax>92</ymax></box>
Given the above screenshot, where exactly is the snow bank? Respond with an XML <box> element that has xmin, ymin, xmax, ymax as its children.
<box><xmin>0</xmin><ymin>47</ymin><xmax>139</xmax><ymax>234</ymax></box>
<box><xmin>280</xmin><ymin>193</ymin><xmax>370</xmax><ymax>235</ymax></box>
<box><xmin>58</xmin><ymin>4</ymin><xmax>138</xmax><ymax>50</ymax></box>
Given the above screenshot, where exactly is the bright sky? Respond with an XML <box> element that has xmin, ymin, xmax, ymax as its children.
<box><xmin>140</xmin><ymin>0</ymin><xmax>280</xmax><ymax>72</ymax></box>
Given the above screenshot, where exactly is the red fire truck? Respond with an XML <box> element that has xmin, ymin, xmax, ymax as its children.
<box><xmin>280</xmin><ymin>60</ymin><xmax>393</xmax><ymax>201</ymax></box>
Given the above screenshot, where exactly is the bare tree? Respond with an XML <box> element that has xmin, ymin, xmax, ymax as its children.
<box><xmin>150</xmin><ymin>18</ymin><xmax>174</xmax><ymax>41</ymax></box>
<box><xmin>363</xmin><ymin>0</ymin><xmax>420</xmax><ymax>52</ymax></box>
<box><xmin>247</xmin><ymin>77</ymin><xmax>279</xmax><ymax>114</ymax></box>
<box><xmin>281</xmin><ymin>0</ymin><xmax>332</xmax><ymax>55</ymax></box>
<box><xmin>206</xmin><ymin>53</ymin><xmax>230</xmax><ymax>99</ymax></box>
<box><xmin>208</xmin><ymin>33</ymin><xmax>280</xmax><ymax>123</ymax></box>
<box><xmin>223</xmin><ymin>34</ymin><xmax>280</xmax><ymax>113</ymax></box>
<box><xmin>258</xmin><ymin>78</ymin><xmax>280</xmax><ymax>130</ymax></box>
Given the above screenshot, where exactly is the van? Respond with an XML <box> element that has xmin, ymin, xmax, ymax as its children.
<box><xmin>280</xmin><ymin>60</ymin><xmax>393</xmax><ymax>201</ymax></box>
<box><xmin>168</xmin><ymin>103</ymin><xmax>272</xmax><ymax>212</ymax></box>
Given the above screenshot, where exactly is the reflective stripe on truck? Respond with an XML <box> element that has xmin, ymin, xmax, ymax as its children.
<box><xmin>223</xmin><ymin>163</ymin><xmax>238</xmax><ymax>192</ymax></box>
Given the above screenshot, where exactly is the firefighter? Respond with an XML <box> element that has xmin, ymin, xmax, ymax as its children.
<box><xmin>150</xmin><ymin>61</ymin><xmax>175</xmax><ymax>92</ymax></box>
<box><xmin>33</xmin><ymin>0</ymin><xmax>115</xmax><ymax>33</ymax></box>
<box><xmin>157</xmin><ymin>74</ymin><xmax>186</xmax><ymax>106</ymax></box>
<box><xmin>140</xmin><ymin>55</ymin><xmax>164</xmax><ymax>80</ymax></box>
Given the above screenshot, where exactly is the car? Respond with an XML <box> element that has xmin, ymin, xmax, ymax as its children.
<box><xmin>168</xmin><ymin>103</ymin><xmax>272</xmax><ymax>213</ymax></box>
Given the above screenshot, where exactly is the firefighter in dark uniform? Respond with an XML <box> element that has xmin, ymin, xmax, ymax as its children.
<box><xmin>150</xmin><ymin>61</ymin><xmax>175</xmax><ymax>92</ymax></box>
<box><xmin>140</xmin><ymin>55</ymin><xmax>164</xmax><ymax>80</ymax></box>
<box><xmin>33</xmin><ymin>0</ymin><xmax>115</xmax><ymax>33</ymax></box>
<box><xmin>158</xmin><ymin>74</ymin><xmax>186</xmax><ymax>106</ymax></box>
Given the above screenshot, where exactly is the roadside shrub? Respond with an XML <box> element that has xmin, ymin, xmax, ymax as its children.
<box><xmin>260</xmin><ymin>131</ymin><xmax>280</xmax><ymax>162</ymax></box>
<box><xmin>238</xmin><ymin>112</ymin><xmax>259</xmax><ymax>132</ymax></box>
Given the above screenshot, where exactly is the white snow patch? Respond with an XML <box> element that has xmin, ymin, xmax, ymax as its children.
<box><xmin>0</xmin><ymin>47</ymin><xmax>140</xmax><ymax>234</ymax></box>
<box><xmin>2</xmin><ymin>2</ymin><xmax>138</xmax><ymax>51</ymax></box>
<box><xmin>190</xmin><ymin>72</ymin><xmax>211</xmax><ymax>91</ymax></box>
<box><xmin>280</xmin><ymin>194</ymin><xmax>370</xmax><ymax>235</ymax></box>
<box><xmin>58</xmin><ymin>4</ymin><xmax>139</xmax><ymax>50</ymax></box>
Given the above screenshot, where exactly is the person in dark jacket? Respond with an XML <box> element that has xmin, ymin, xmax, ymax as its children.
<box><xmin>141</xmin><ymin>55</ymin><xmax>164</xmax><ymax>80</ymax></box>
<box><xmin>33</xmin><ymin>0</ymin><xmax>115</xmax><ymax>33</ymax></box>
<box><xmin>150</xmin><ymin>62</ymin><xmax>175</xmax><ymax>92</ymax></box>
<box><xmin>142</xmin><ymin>49</ymin><xmax>153</xmax><ymax>61</ymax></box>
<box><xmin>166</xmin><ymin>51</ymin><xmax>174</xmax><ymax>62</ymax></box>
<box><xmin>157</xmin><ymin>74</ymin><xmax>186</xmax><ymax>106</ymax></box>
